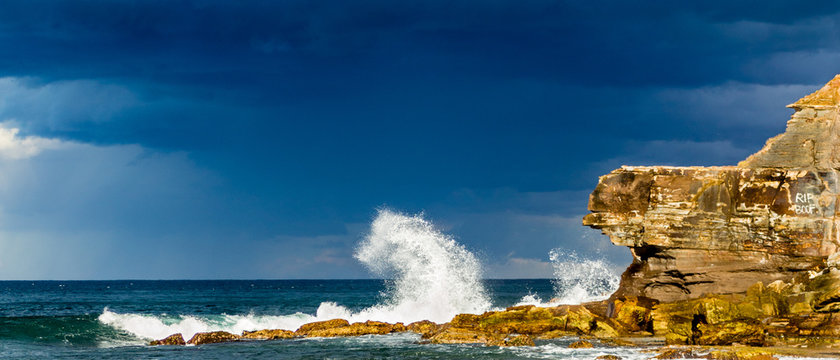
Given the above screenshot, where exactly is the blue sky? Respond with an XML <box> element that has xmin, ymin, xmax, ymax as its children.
<box><xmin>0</xmin><ymin>1</ymin><xmax>838</xmax><ymax>279</ymax></box>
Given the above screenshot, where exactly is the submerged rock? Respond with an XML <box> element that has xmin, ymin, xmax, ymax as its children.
<box><xmin>186</xmin><ymin>331</ymin><xmax>240</xmax><ymax>345</ymax></box>
<box><xmin>148</xmin><ymin>333</ymin><xmax>186</xmax><ymax>346</ymax></box>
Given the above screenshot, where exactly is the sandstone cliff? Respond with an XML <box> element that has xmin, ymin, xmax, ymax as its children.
<box><xmin>150</xmin><ymin>75</ymin><xmax>840</xmax><ymax>355</ymax></box>
<box><xmin>584</xmin><ymin>74</ymin><xmax>840</xmax><ymax>302</ymax></box>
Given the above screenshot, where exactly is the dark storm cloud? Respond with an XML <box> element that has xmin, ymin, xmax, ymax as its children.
<box><xmin>1</xmin><ymin>1</ymin><xmax>840</xmax><ymax>278</ymax></box>
<box><xmin>1</xmin><ymin>1</ymin><xmax>839</xmax><ymax>88</ymax></box>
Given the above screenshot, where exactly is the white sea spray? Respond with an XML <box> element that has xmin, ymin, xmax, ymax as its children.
<box><xmin>100</xmin><ymin>208</ymin><xmax>491</xmax><ymax>340</ymax></box>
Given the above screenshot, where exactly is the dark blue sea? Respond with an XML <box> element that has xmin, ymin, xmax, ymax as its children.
<box><xmin>0</xmin><ymin>279</ymin><xmax>656</xmax><ymax>359</ymax></box>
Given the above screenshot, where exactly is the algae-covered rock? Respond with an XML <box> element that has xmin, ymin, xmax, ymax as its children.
<box><xmin>241</xmin><ymin>329</ymin><xmax>295</xmax><ymax>340</ymax></box>
<box><xmin>611</xmin><ymin>297</ymin><xmax>653</xmax><ymax>332</ymax></box>
<box><xmin>187</xmin><ymin>331</ymin><xmax>240</xmax><ymax>345</ymax></box>
<box><xmin>149</xmin><ymin>333</ymin><xmax>186</xmax><ymax>346</ymax></box>
<box><xmin>695</xmin><ymin>321</ymin><xmax>765</xmax><ymax>346</ymax></box>
<box><xmin>651</xmin><ymin>294</ymin><xmax>769</xmax><ymax>346</ymax></box>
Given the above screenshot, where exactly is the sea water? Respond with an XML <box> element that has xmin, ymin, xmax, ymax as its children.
<box><xmin>0</xmin><ymin>210</ymin><xmax>814</xmax><ymax>359</ymax></box>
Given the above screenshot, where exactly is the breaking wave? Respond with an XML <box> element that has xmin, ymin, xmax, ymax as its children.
<box><xmin>349</xmin><ymin>208</ymin><xmax>491</xmax><ymax>323</ymax></box>
<box><xmin>100</xmin><ymin>208</ymin><xmax>491</xmax><ymax>341</ymax></box>
<box><xmin>549</xmin><ymin>249</ymin><xmax>620</xmax><ymax>304</ymax></box>
<box><xmin>515</xmin><ymin>249</ymin><xmax>620</xmax><ymax>307</ymax></box>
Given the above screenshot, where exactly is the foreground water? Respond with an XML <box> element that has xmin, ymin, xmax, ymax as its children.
<box><xmin>1</xmin><ymin>279</ymin><xmax>642</xmax><ymax>359</ymax></box>
<box><xmin>0</xmin><ymin>211</ymin><xmax>818</xmax><ymax>358</ymax></box>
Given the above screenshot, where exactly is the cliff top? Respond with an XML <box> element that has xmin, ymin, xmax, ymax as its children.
<box><xmin>789</xmin><ymin>74</ymin><xmax>840</xmax><ymax>109</ymax></box>
<box><xmin>739</xmin><ymin>74</ymin><xmax>840</xmax><ymax>169</ymax></box>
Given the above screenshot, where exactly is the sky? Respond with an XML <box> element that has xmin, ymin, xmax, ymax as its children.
<box><xmin>1</xmin><ymin>1</ymin><xmax>839</xmax><ymax>279</ymax></box>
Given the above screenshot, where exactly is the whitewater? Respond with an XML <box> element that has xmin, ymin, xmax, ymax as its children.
<box><xmin>98</xmin><ymin>209</ymin><xmax>620</xmax><ymax>342</ymax></box>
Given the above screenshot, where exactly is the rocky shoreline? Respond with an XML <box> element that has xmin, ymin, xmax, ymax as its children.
<box><xmin>149</xmin><ymin>75</ymin><xmax>840</xmax><ymax>358</ymax></box>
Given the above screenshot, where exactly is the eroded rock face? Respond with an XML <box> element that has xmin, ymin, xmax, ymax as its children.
<box><xmin>584</xmin><ymin>75</ymin><xmax>840</xmax><ymax>302</ymax></box>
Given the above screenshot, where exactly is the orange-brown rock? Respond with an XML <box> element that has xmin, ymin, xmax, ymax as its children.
<box><xmin>295</xmin><ymin>318</ymin><xmax>350</xmax><ymax>336</ymax></box>
<box><xmin>569</xmin><ymin>340</ymin><xmax>594</xmax><ymax>348</ymax></box>
<box><xmin>186</xmin><ymin>331</ymin><xmax>240</xmax><ymax>345</ymax></box>
<box><xmin>487</xmin><ymin>334</ymin><xmax>535</xmax><ymax>347</ymax></box>
<box><xmin>407</xmin><ymin>320</ymin><xmax>441</xmax><ymax>337</ymax></box>
<box><xmin>426</xmin><ymin>325</ymin><xmax>504</xmax><ymax>345</ymax></box>
<box><xmin>295</xmin><ymin>319</ymin><xmax>407</xmax><ymax>337</ymax></box>
<box><xmin>241</xmin><ymin>329</ymin><xmax>296</xmax><ymax>340</ymax></box>
<box><xmin>654</xmin><ymin>348</ymin><xmax>701</xmax><ymax>359</ymax></box>
<box><xmin>424</xmin><ymin>303</ymin><xmax>624</xmax><ymax>346</ymax></box>
<box><xmin>584</xmin><ymin>75</ymin><xmax>840</xmax><ymax>303</ymax></box>
<box><xmin>596</xmin><ymin>355</ymin><xmax>622</xmax><ymax>360</ymax></box>
<box><xmin>609</xmin><ymin>296</ymin><xmax>654</xmax><ymax>333</ymax></box>
<box><xmin>148</xmin><ymin>333</ymin><xmax>186</xmax><ymax>346</ymax></box>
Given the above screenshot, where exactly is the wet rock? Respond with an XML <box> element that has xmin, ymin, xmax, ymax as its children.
<box><xmin>407</xmin><ymin>320</ymin><xmax>441</xmax><ymax>337</ymax></box>
<box><xmin>295</xmin><ymin>319</ymin><xmax>406</xmax><ymax>337</ymax></box>
<box><xmin>426</xmin><ymin>325</ymin><xmax>503</xmax><ymax>345</ymax></box>
<box><xmin>595</xmin><ymin>355</ymin><xmax>622</xmax><ymax>360</ymax></box>
<box><xmin>569</xmin><ymin>340</ymin><xmax>594</xmax><ymax>348</ymax></box>
<box><xmin>241</xmin><ymin>329</ymin><xmax>295</xmax><ymax>340</ymax></box>
<box><xmin>707</xmin><ymin>349</ymin><xmax>779</xmax><ymax>360</ymax></box>
<box><xmin>653</xmin><ymin>348</ymin><xmax>700</xmax><ymax>359</ymax></box>
<box><xmin>485</xmin><ymin>334</ymin><xmax>535</xmax><ymax>347</ymax></box>
<box><xmin>295</xmin><ymin>318</ymin><xmax>350</xmax><ymax>336</ymax></box>
<box><xmin>186</xmin><ymin>331</ymin><xmax>240</xmax><ymax>345</ymax></box>
<box><xmin>424</xmin><ymin>303</ymin><xmax>625</xmax><ymax>346</ymax></box>
<box><xmin>148</xmin><ymin>333</ymin><xmax>185</xmax><ymax>346</ymax></box>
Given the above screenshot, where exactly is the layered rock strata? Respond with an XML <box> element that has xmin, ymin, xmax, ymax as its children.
<box><xmin>584</xmin><ymin>74</ymin><xmax>840</xmax><ymax>302</ymax></box>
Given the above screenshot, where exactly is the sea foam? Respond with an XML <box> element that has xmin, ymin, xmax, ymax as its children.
<box><xmin>549</xmin><ymin>249</ymin><xmax>620</xmax><ymax>304</ymax></box>
<box><xmin>100</xmin><ymin>209</ymin><xmax>491</xmax><ymax>340</ymax></box>
<box><xmin>348</xmin><ymin>208</ymin><xmax>491</xmax><ymax>323</ymax></box>
<box><xmin>514</xmin><ymin>249</ymin><xmax>620</xmax><ymax>307</ymax></box>
<box><xmin>98</xmin><ymin>309</ymin><xmax>315</xmax><ymax>341</ymax></box>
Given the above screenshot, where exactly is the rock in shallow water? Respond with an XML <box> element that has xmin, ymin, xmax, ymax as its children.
<box><xmin>294</xmin><ymin>319</ymin><xmax>407</xmax><ymax>337</ymax></box>
<box><xmin>187</xmin><ymin>331</ymin><xmax>240</xmax><ymax>345</ymax></box>
<box><xmin>148</xmin><ymin>333</ymin><xmax>186</xmax><ymax>346</ymax></box>
<box><xmin>568</xmin><ymin>340</ymin><xmax>594</xmax><ymax>348</ymax></box>
<box><xmin>241</xmin><ymin>329</ymin><xmax>296</xmax><ymax>340</ymax></box>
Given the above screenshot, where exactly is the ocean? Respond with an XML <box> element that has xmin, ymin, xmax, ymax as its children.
<box><xmin>1</xmin><ymin>279</ymin><xmax>652</xmax><ymax>359</ymax></box>
<box><xmin>0</xmin><ymin>211</ymin><xmax>819</xmax><ymax>359</ymax></box>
